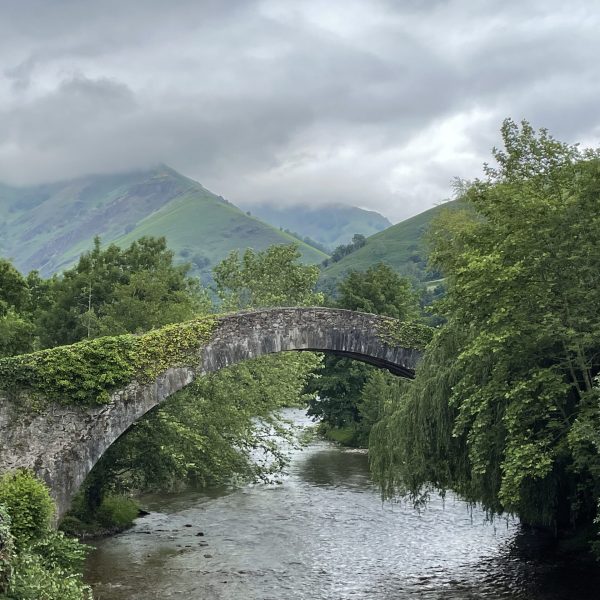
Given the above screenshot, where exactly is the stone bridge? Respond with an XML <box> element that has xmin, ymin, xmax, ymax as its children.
<box><xmin>0</xmin><ymin>307</ymin><xmax>426</xmax><ymax>518</ymax></box>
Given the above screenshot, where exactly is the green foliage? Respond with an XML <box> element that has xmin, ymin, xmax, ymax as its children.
<box><xmin>308</xmin><ymin>357</ymin><xmax>374</xmax><ymax>431</ymax></box>
<box><xmin>370</xmin><ymin>119</ymin><xmax>600</xmax><ymax>534</ymax></box>
<box><xmin>0</xmin><ymin>506</ymin><xmax>14</xmax><ymax>590</ymax></box>
<box><xmin>30</xmin><ymin>532</ymin><xmax>89</xmax><ymax>574</ymax></box>
<box><xmin>337</xmin><ymin>263</ymin><xmax>418</xmax><ymax>319</ymax></box>
<box><xmin>309</xmin><ymin>263</ymin><xmax>422</xmax><ymax>443</ymax></box>
<box><xmin>319</xmin><ymin>424</ymin><xmax>360</xmax><ymax>447</ymax></box>
<box><xmin>214</xmin><ymin>244</ymin><xmax>324</xmax><ymax>310</ymax></box>
<box><xmin>375</xmin><ymin>318</ymin><xmax>433</xmax><ymax>350</ymax></box>
<box><xmin>0</xmin><ymin>472</ymin><xmax>54</xmax><ymax>551</ymax></box>
<box><xmin>94</xmin><ymin>496</ymin><xmax>139</xmax><ymax>529</ymax></box>
<box><xmin>0</xmin><ymin>311</ymin><xmax>35</xmax><ymax>359</ymax></box>
<box><xmin>2</xmin><ymin>551</ymin><xmax>91</xmax><ymax>600</ymax></box>
<box><xmin>0</xmin><ymin>315</ymin><xmax>217</xmax><ymax>405</ymax></box>
<box><xmin>38</xmin><ymin>236</ymin><xmax>208</xmax><ymax>347</ymax></box>
<box><xmin>0</xmin><ymin>259</ymin><xmax>35</xmax><ymax>358</ymax></box>
<box><xmin>0</xmin><ymin>473</ymin><xmax>91</xmax><ymax>600</ymax></box>
<box><xmin>358</xmin><ymin>370</ymin><xmax>406</xmax><ymax>442</ymax></box>
<box><xmin>0</xmin><ymin>260</ymin><xmax>29</xmax><ymax>315</ymax></box>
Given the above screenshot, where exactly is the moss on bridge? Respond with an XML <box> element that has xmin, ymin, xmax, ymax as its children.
<box><xmin>0</xmin><ymin>316</ymin><xmax>218</xmax><ymax>406</ymax></box>
<box><xmin>0</xmin><ymin>309</ymin><xmax>433</xmax><ymax>409</ymax></box>
<box><xmin>375</xmin><ymin>318</ymin><xmax>433</xmax><ymax>351</ymax></box>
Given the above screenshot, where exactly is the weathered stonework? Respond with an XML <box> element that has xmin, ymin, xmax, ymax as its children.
<box><xmin>0</xmin><ymin>307</ymin><xmax>421</xmax><ymax>519</ymax></box>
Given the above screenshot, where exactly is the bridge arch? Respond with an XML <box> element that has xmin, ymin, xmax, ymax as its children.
<box><xmin>0</xmin><ymin>308</ymin><xmax>425</xmax><ymax>518</ymax></box>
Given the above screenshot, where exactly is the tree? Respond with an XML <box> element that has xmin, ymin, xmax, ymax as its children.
<box><xmin>370</xmin><ymin>119</ymin><xmax>600</xmax><ymax>536</ymax></box>
<box><xmin>308</xmin><ymin>263</ymin><xmax>419</xmax><ymax>445</ymax></box>
<box><xmin>213</xmin><ymin>244</ymin><xmax>323</xmax><ymax>309</ymax></box>
<box><xmin>0</xmin><ymin>259</ymin><xmax>29</xmax><ymax>313</ymax></box>
<box><xmin>0</xmin><ymin>259</ymin><xmax>35</xmax><ymax>357</ymax></box>
<box><xmin>38</xmin><ymin>236</ymin><xmax>206</xmax><ymax>346</ymax></box>
<box><xmin>337</xmin><ymin>263</ymin><xmax>418</xmax><ymax>319</ymax></box>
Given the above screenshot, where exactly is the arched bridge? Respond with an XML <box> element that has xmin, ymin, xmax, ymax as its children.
<box><xmin>0</xmin><ymin>307</ymin><xmax>428</xmax><ymax>518</ymax></box>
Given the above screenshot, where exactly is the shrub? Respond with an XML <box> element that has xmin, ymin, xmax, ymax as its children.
<box><xmin>31</xmin><ymin>531</ymin><xmax>89</xmax><ymax>573</ymax></box>
<box><xmin>95</xmin><ymin>495</ymin><xmax>139</xmax><ymax>528</ymax></box>
<box><xmin>0</xmin><ymin>314</ymin><xmax>217</xmax><ymax>406</ymax></box>
<box><xmin>0</xmin><ymin>504</ymin><xmax>14</xmax><ymax>590</ymax></box>
<box><xmin>0</xmin><ymin>473</ymin><xmax>92</xmax><ymax>599</ymax></box>
<box><xmin>5</xmin><ymin>551</ymin><xmax>92</xmax><ymax>600</ymax></box>
<box><xmin>0</xmin><ymin>471</ymin><xmax>54</xmax><ymax>550</ymax></box>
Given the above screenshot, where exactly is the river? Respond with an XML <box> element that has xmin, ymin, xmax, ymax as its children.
<box><xmin>85</xmin><ymin>410</ymin><xmax>599</xmax><ymax>599</ymax></box>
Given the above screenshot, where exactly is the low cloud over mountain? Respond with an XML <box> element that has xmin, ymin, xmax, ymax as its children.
<box><xmin>1</xmin><ymin>0</ymin><xmax>599</xmax><ymax>220</ymax></box>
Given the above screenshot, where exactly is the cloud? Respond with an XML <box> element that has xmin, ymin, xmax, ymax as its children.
<box><xmin>0</xmin><ymin>0</ymin><xmax>599</xmax><ymax>221</ymax></box>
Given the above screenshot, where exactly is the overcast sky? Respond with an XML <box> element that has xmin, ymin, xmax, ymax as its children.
<box><xmin>1</xmin><ymin>0</ymin><xmax>599</xmax><ymax>221</ymax></box>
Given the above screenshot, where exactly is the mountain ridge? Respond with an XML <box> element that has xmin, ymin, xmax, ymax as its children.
<box><xmin>0</xmin><ymin>166</ymin><xmax>327</xmax><ymax>280</ymax></box>
<box><xmin>243</xmin><ymin>202</ymin><xmax>392</xmax><ymax>250</ymax></box>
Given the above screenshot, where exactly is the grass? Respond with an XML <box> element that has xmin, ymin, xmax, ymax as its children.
<box><xmin>318</xmin><ymin>202</ymin><xmax>459</xmax><ymax>292</ymax></box>
<box><xmin>113</xmin><ymin>184</ymin><xmax>327</xmax><ymax>283</ymax></box>
<box><xmin>318</xmin><ymin>423</ymin><xmax>364</xmax><ymax>448</ymax></box>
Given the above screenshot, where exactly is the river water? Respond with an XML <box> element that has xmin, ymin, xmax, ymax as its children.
<box><xmin>85</xmin><ymin>410</ymin><xmax>599</xmax><ymax>599</ymax></box>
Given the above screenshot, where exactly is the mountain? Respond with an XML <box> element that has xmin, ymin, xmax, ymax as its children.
<box><xmin>243</xmin><ymin>203</ymin><xmax>392</xmax><ymax>250</ymax></box>
<box><xmin>0</xmin><ymin>166</ymin><xmax>328</xmax><ymax>281</ymax></box>
<box><xmin>318</xmin><ymin>202</ymin><xmax>458</xmax><ymax>293</ymax></box>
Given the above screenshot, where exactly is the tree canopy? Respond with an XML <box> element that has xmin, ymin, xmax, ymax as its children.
<box><xmin>308</xmin><ymin>263</ymin><xmax>419</xmax><ymax>446</ymax></box>
<box><xmin>370</xmin><ymin>119</ymin><xmax>600</xmax><ymax>537</ymax></box>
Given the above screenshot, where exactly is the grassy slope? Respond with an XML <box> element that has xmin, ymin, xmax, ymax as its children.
<box><xmin>0</xmin><ymin>166</ymin><xmax>327</xmax><ymax>278</ymax></box>
<box><xmin>246</xmin><ymin>203</ymin><xmax>392</xmax><ymax>250</ymax></box>
<box><xmin>318</xmin><ymin>202</ymin><xmax>457</xmax><ymax>292</ymax></box>
<box><xmin>113</xmin><ymin>188</ymin><xmax>328</xmax><ymax>281</ymax></box>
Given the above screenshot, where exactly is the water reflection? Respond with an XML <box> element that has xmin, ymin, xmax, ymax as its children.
<box><xmin>85</xmin><ymin>410</ymin><xmax>600</xmax><ymax>599</ymax></box>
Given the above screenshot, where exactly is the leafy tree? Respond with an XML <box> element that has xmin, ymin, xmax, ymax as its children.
<box><xmin>0</xmin><ymin>260</ymin><xmax>29</xmax><ymax>313</ymax></box>
<box><xmin>38</xmin><ymin>236</ymin><xmax>206</xmax><ymax>346</ymax></box>
<box><xmin>308</xmin><ymin>263</ymin><xmax>418</xmax><ymax>445</ymax></box>
<box><xmin>337</xmin><ymin>263</ymin><xmax>418</xmax><ymax>319</ymax></box>
<box><xmin>0</xmin><ymin>311</ymin><xmax>35</xmax><ymax>359</ymax></box>
<box><xmin>0</xmin><ymin>259</ymin><xmax>35</xmax><ymax>357</ymax></box>
<box><xmin>214</xmin><ymin>244</ymin><xmax>323</xmax><ymax>309</ymax></box>
<box><xmin>370</xmin><ymin>119</ymin><xmax>600</xmax><ymax>537</ymax></box>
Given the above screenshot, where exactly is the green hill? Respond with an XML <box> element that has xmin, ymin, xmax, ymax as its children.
<box><xmin>0</xmin><ymin>166</ymin><xmax>327</xmax><ymax>281</ymax></box>
<box><xmin>245</xmin><ymin>203</ymin><xmax>392</xmax><ymax>250</ymax></box>
<box><xmin>318</xmin><ymin>202</ymin><xmax>458</xmax><ymax>293</ymax></box>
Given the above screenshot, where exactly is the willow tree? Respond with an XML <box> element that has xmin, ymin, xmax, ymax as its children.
<box><xmin>370</xmin><ymin>119</ymin><xmax>600</xmax><ymax>533</ymax></box>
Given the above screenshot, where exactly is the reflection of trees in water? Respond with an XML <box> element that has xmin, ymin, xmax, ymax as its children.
<box><xmin>296</xmin><ymin>448</ymin><xmax>373</xmax><ymax>489</ymax></box>
<box><xmin>487</xmin><ymin>527</ymin><xmax>600</xmax><ymax>600</ymax></box>
<box><xmin>299</xmin><ymin>448</ymin><xmax>600</xmax><ymax>600</ymax></box>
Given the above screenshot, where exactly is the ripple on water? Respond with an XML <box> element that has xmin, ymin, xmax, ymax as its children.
<box><xmin>85</xmin><ymin>410</ymin><xmax>600</xmax><ymax>600</ymax></box>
